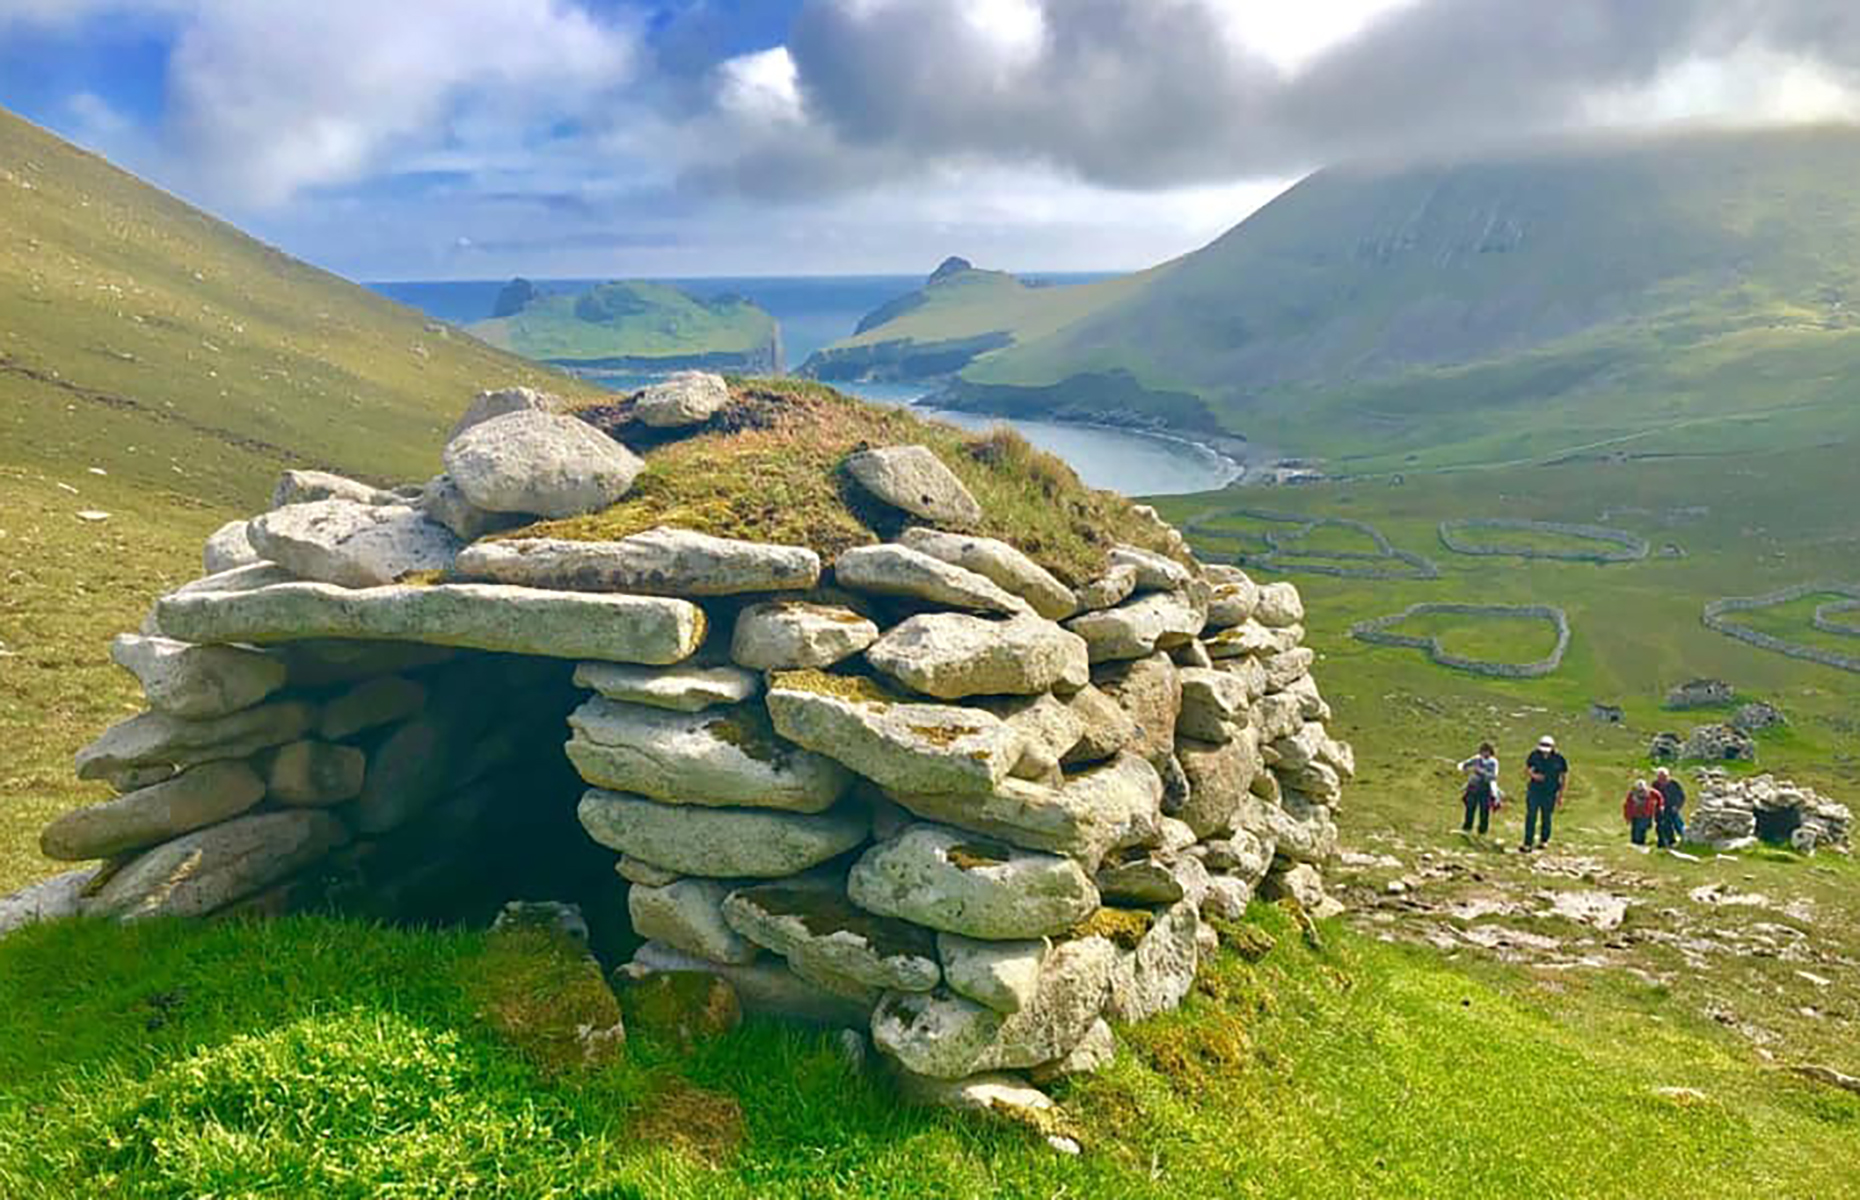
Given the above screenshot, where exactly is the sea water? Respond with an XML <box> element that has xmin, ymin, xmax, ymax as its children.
<box><xmin>369</xmin><ymin>275</ymin><xmax>1241</xmax><ymax>496</ymax></box>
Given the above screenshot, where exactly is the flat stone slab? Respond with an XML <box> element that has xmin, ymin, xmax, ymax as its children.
<box><xmin>889</xmin><ymin>750</ymin><xmax>1162</xmax><ymax>865</ymax></box>
<box><xmin>844</xmin><ymin>444</ymin><xmax>983</xmax><ymax>526</ymax></box>
<box><xmin>634</xmin><ymin>371</ymin><xmax>730</xmax><ymax>427</ymax></box>
<box><xmin>766</xmin><ymin>671</ymin><xmax>1023</xmax><ymax>796</ymax></box>
<box><xmin>457</xmin><ymin>529</ymin><xmax>820</xmax><ymax>596</ymax></box>
<box><xmin>450</xmin><ymin>385</ymin><xmax>563</xmax><ymax>440</ymax></box>
<box><xmin>271</xmin><ymin>469</ymin><xmax>397</xmax><ymax>509</ymax></box>
<box><xmin>443</xmin><ymin>409</ymin><xmax>642</xmax><ymax>518</ymax></box>
<box><xmin>731</xmin><ymin>601</ymin><xmax>879</xmax><ymax>670</ymax></box>
<box><xmin>866</xmin><ymin>612</ymin><xmax>1088</xmax><ymax>700</ymax></box>
<box><xmin>937</xmin><ymin>932</ymin><xmax>1046</xmax><ymax>1013</ymax></box>
<box><xmin>1065</xmin><ymin>590</ymin><xmax>1205</xmax><ymax>663</ymax></box>
<box><xmin>75</xmin><ymin>700</ymin><xmax>315</xmax><ymax>781</ymax></box>
<box><xmin>157</xmin><ymin>581</ymin><xmax>705</xmax><ymax>664</ymax></box>
<box><xmin>574</xmin><ymin>661</ymin><xmax>759</xmax><ymax>712</ymax></box>
<box><xmin>630</xmin><ymin>878</ymin><xmax>757</xmax><ymax>964</ymax></box>
<box><xmin>0</xmin><ymin>868</ymin><xmax>98</xmax><ymax>938</ymax></box>
<box><xmin>724</xmin><ymin>884</ymin><xmax>940</xmax><ymax>992</ymax></box>
<box><xmin>249</xmin><ymin>500</ymin><xmax>461</xmax><ymax>588</ymax></box>
<box><xmin>848</xmin><ymin>823</ymin><xmax>1099</xmax><ymax>940</ymax></box>
<box><xmin>1109</xmin><ymin>545</ymin><xmax>1192</xmax><ymax>592</ymax></box>
<box><xmin>40</xmin><ymin>760</ymin><xmax>266</xmax><ymax>860</ymax></box>
<box><xmin>834</xmin><ymin>544</ymin><xmax>1028</xmax><ymax>615</ymax></box>
<box><xmin>202</xmin><ymin>519</ymin><xmax>260</xmax><ymax>574</ymax></box>
<box><xmin>85</xmin><ymin>810</ymin><xmax>349</xmax><ymax>921</ymax></box>
<box><xmin>899</xmin><ymin>528</ymin><xmax>1076</xmax><ymax>619</ymax></box>
<box><xmin>110</xmin><ymin>633</ymin><xmax>287</xmax><ymax>719</ymax></box>
<box><xmin>579</xmin><ymin>788</ymin><xmax>870</xmax><ymax>878</ymax></box>
<box><xmin>871</xmin><ymin>935</ymin><xmax>1114</xmax><ymax>1078</ymax></box>
<box><xmin>566</xmin><ymin>696</ymin><xmax>850</xmax><ymax>812</ymax></box>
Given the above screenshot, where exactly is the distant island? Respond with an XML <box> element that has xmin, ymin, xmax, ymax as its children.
<box><xmin>470</xmin><ymin>279</ymin><xmax>782</xmax><ymax>374</ymax></box>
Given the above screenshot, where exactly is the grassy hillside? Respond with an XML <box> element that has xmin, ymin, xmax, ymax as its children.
<box><xmin>470</xmin><ymin>281</ymin><xmax>780</xmax><ymax>368</ymax></box>
<box><xmin>0</xmin><ymin>106</ymin><xmax>602</xmax><ymax>888</ymax></box>
<box><xmin>931</xmin><ymin>125</ymin><xmax>1860</xmax><ymax>464</ymax></box>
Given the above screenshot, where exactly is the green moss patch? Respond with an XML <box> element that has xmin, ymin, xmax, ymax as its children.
<box><xmin>703</xmin><ymin>705</ymin><xmax>791</xmax><ymax>765</ymax></box>
<box><xmin>464</xmin><ymin>925</ymin><xmax>625</xmax><ymax>1076</ymax></box>
<box><xmin>512</xmin><ymin>379</ymin><xmax>1174</xmax><ymax>584</ymax></box>
<box><xmin>769</xmin><ymin>668</ymin><xmax>901</xmax><ymax>706</ymax></box>
<box><xmin>1069</xmin><ymin>906</ymin><xmax>1154</xmax><ymax>950</ymax></box>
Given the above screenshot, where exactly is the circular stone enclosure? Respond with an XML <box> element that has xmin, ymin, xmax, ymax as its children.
<box><xmin>1350</xmin><ymin>602</ymin><xmax>1572</xmax><ymax>678</ymax></box>
<box><xmin>1186</xmin><ymin>507</ymin><xmax>1440</xmax><ymax>581</ymax></box>
<box><xmin>1439</xmin><ymin>519</ymin><xmax>1649</xmax><ymax>564</ymax></box>
<box><xmin>1702</xmin><ymin>582</ymin><xmax>1860</xmax><ymax>674</ymax></box>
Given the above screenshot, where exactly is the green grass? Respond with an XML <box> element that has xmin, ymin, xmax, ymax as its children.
<box><xmin>472</xmin><ymin>281</ymin><xmax>777</xmax><ymax>365</ymax></box>
<box><xmin>1385</xmin><ymin>610</ymin><xmax>1564</xmax><ymax>665</ymax></box>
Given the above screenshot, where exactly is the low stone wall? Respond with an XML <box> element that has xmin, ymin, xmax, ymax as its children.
<box><xmin>1439</xmin><ymin>518</ymin><xmax>1650</xmax><ymax>564</ymax></box>
<box><xmin>1350</xmin><ymin>602</ymin><xmax>1571</xmax><ymax>678</ymax></box>
<box><xmin>9</xmin><ymin>379</ymin><xmax>1354</xmax><ymax>1109</ymax></box>
<box><xmin>1684</xmin><ymin>769</ymin><xmax>1852</xmax><ymax>852</ymax></box>
<box><xmin>1811</xmin><ymin>598</ymin><xmax>1860</xmax><ymax>637</ymax></box>
<box><xmin>1185</xmin><ymin>507</ymin><xmax>1440</xmax><ymax>581</ymax></box>
<box><xmin>1702</xmin><ymin>582</ymin><xmax>1860</xmax><ymax>675</ymax></box>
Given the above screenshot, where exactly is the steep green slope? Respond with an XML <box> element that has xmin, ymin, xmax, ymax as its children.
<box><xmin>946</xmin><ymin>124</ymin><xmax>1860</xmax><ymax>464</ymax></box>
<box><xmin>799</xmin><ymin>259</ymin><xmax>1158</xmax><ymax>383</ymax></box>
<box><xmin>471</xmin><ymin>280</ymin><xmax>781</xmax><ymax>371</ymax></box>
<box><xmin>0</xmin><ymin>106</ymin><xmax>601</xmax><ymax>885</ymax></box>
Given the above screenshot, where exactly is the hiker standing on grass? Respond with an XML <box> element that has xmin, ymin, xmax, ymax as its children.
<box><xmin>1456</xmin><ymin>742</ymin><xmax>1501</xmax><ymax>835</ymax></box>
<box><xmin>1520</xmin><ymin>735</ymin><xmax>1569</xmax><ymax>852</ymax></box>
<box><xmin>1623</xmin><ymin>779</ymin><xmax>1662</xmax><ymax>845</ymax></box>
<box><xmin>1653</xmin><ymin>766</ymin><xmax>1687</xmax><ymax>848</ymax></box>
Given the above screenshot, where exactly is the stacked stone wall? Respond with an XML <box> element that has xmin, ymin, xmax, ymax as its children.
<box><xmin>1439</xmin><ymin>518</ymin><xmax>1650</xmax><ymax>563</ymax></box>
<box><xmin>1702</xmin><ymin>582</ymin><xmax>1860</xmax><ymax>674</ymax></box>
<box><xmin>1350</xmin><ymin>602</ymin><xmax>1571</xmax><ymax>678</ymax></box>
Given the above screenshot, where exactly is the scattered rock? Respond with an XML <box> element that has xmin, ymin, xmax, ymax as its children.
<box><xmin>634</xmin><ymin>371</ymin><xmax>730</xmax><ymax>427</ymax></box>
<box><xmin>248</xmin><ymin>500</ymin><xmax>461</xmax><ymax>588</ymax></box>
<box><xmin>844</xmin><ymin>444</ymin><xmax>983</xmax><ymax>526</ymax></box>
<box><xmin>443</xmin><ymin>410</ymin><xmax>643</xmax><ymax>518</ymax></box>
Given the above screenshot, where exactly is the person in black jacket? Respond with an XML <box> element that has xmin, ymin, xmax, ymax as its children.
<box><xmin>1521</xmin><ymin>735</ymin><xmax>1569</xmax><ymax>852</ymax></box>
<box><xmin>1653</xmin><ymin>766</ymin><xmax>1686</xmax><ymax>848</ymax></box>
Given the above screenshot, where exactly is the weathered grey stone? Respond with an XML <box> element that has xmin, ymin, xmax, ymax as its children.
<box><xmin>973</xmin><ymin>694</ymin><xmax>1085</xmax><ymax>779</ymax></box>
<box><xmin>848</xmin><ymin>824</ymin><xmax>1098</xmax><ymax>940</ymax></box>
<box><xmin>248</xmin><ymin>500</ymin><xmax>461</xmax><ymax>589</ymax></box>
<box><xmin>1220</xmin><ymin>655</ymin><xmax>1270</xmax><ymax>705</ymax></box>
<box><xmin>1255</xmin><ymin>581</ymin><xmax>1305</xmax><ymax>628</ymax></box>
<box><xmin>457</xmin><ymin>529</ymin><xmax>819</xmax><ymax>596</ymax></box>
<box><xmin>1202</xmin><ymin>874</ymin><xmax>1255</xmax><ymax>920</ymax></box>
<box><xmin>346</xmin><ymin>713</ymin><xmax>460</xmax><ymax>834</ymax></box>
<box><xmin>844</xmin><ymin>444</ymin><xmax>983</xmax><ymax>526</ymax></box>
<box><xmin>1060</xmin><ymin>684</ymin><xmax>1138</xmax><ymax>766</ymax></box>
<box><xmin>109</xmin><ymin>633</ymin><xmax>287</xmax><ymax>720</ymax></box>
<box><xmin>158</xmin><ymin>581</ymin><xmax>705</xmax><ymax>664</ymax></box>
<box><xmin>1176</xmin><ymin>729</ymin><xmax>1262</xmax><ymax>838</ymax></box>
<box><xmin>273</xmin><ymin>639</ymin><xmax>457</xmax><ymax>687</ymax></box>
<box><xmin>1109</xmin><ymin>545</ymin><xmax>1191</xmax><ymax>593</ymax></box>
<box><xmin>271</xmin><ymin>469</ymin><xmax>397</xmax><ymax>509</ymax></box>
<box><xmin>578</xmin><ymin>789</ymin><xmax>870</xmax><ymax>878</ymax></box>
<box><xmin>202</xmin><ymin>519</ymin><xmax>261</xmax><ymax>574</ymax></box>
<box><xmin>443</xmin><ymin>409</ymin><xmax>642</xmax><ymax>518</ymax></box>
<box><xmin>872</xmin><ymin>936</ymin><xmax>1114</xmax><ymax>1077</ymax></box>
<box><xmin>634</xmin><ymin>371</ymin><xmax>730</xmax><ymax>427</ymax></box>
<box><xmin>766</xmin><ymin>675</ymin><xmax>1022</xmax><ymax>796</ymax></box>
<box><xmin>866</xmin><ymin>612</ymin><xmax>1088</xmax><ymax>700</ymax></box>
<box><xmin>263</xmin><ymin>740</ymin><xmax>366</xmax><ymax>806</ymax></box>
<box><xmin>898</xmin><ymin>528</ymin><xmax>1077</xmax><ymax>619</ymax></box>
<box><xmin>1206</xmin><ymin>575</ymin><xmax>1260</xmax><ymax>628</ymax></box>
<box><xmin>1031</xmin><ymin>1017</ymin><xmax>1116</xmax><ymax>1082</ymax></box>
<box><xmin>1249</xmin><ymin>792</ymin><xmax>1338</xmax><ymax>864</ymax></box>
<box><xmin>1261</xmin><ymin>861</ymin><xmax>1342</xmax><ymax>917</ymax></box>
<box><xmin>1096</xmin><ymin>853</ymin><xmax>1195</xmax><ymax>905</ymax></box>
<box><xmin>896</xmin><ymin>1069</ymin><xmax>1058</xmax><ymax>1117</ymax></box>
<box><xmin>1205</xmin><ymin>620</ymin><xmax>1279</xmax><ymax>660</ymax></box>
<box><xmin>317</xmin><ymin>675</ymin><xmax>428</xmax><ymax>739</ymax></box>
<box><xmin>1091</xmin><ymin>652</ymin><xmax>1181</xmax><ymax>767</ymax></box>
<box><xmin>1074</xmin><ymin>563</ymin><xmax>1138</xmax><ymax>613</ymax></box>
<box><xmin>937</xmin><ymin>933</ymin><xmax>1047</xmax><ymax>1013</ymax></box>
<box><xmin>40</xmin><ymin>760</ymin><xmax>266</xmax><ymax>860</ymax></box>
<box><xmin>833</xmin><ymin>544</ymin><xmax>1028</xmax><ymax>615</ymax></box>
<box><xmin>566</xmin><ymin>697</ymin><xmax>850</xmax><ymax>813</ymax></box>
<box><xmin>417</xmin><ymin>473</ymin><xmax>518</xmax><ymax>541</ymax></box>
<box><xmin>616</xmin><ymin>856</ymin><xmax>681</xmax><ymax>887</ymax></box>
<box><xmin>1106</xmin><ymin>901</ymin><xmax>1201</xmax><ymax>1023</ymax></box>
<box><xmin>1250</xmin><ymin>690</ymin><xmax>1303</xmax><ymax>743</ymax></box>
<box><xmin>0</xmin><ymin>868</ymin><xmax>99</xmax><ymax>937</ymax></box>
<box><xmin>724</xmin><ymin>884</ymin><xmax>940</xmax><ymax>992</ymax></box>
<box><xmin>630</xmin><ymin>879</ymin><xmax>757</xmax><ymax>964</ymax></box>
<box><xmin>74</xmin><ymin>701</ymin><xmax>315</xmax><ymax>781</ymax></box>
<box><xmin>1177</xmin><ymin>666</ymin><xmax>1248</xmax><ymax>743</ymax></box>
<box><xmin>1065</xmin><ymin>590</ymin><xmax>1204</xmax><ymax>663</ymax></box>
<box><xmin>450</xmin><ymin>385</ymin><xmax>562</xmax><ymax>440</ymax></box>
<box><xmin>1170</xmin><ymin>638</ymin><xmax>1214</xmax><ymax>669</ymax></box>
<box><xmin>85</xmin><ymin>810</ymin><xmax>348</xmax><ymax>921</ymax></box>
<box><xmin>1280</xmin><ymin>673</ymin><xmax>1332</xmax><ymax>722</ymax></box>
<box><xmin>731</xmin><ymin>601</ymin><xmax>879</xmax><ymax>670</ymax></box>
<box><xmin>573</xmin><ymin>661</ymin><xmax>759</xmax><ymax>712</ymax></box>
<box><xmin>1195</xmin><ymin>828</ymin><xmax>1274</xmax><ymax>882</ymax></box>
<box><xmin>1264</xmin><ymin>647</ymin><xmax>1316</xmax><ymax>691</ymax></box>
<box><xmin>632</xmin><ymin>940</ymin><xmax>873</xmax><ymax>1026</ymax></box>
<box><xmin>889</xmin><ymin>751</ymin><xmax>1162</xmax><ymax>865</ymax></box>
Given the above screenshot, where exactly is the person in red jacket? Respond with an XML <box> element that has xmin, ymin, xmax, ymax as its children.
<box><xmin>1623</xmin><ymin>779</ymin><xmax>1662</xmax><ymax>845</ymax></box>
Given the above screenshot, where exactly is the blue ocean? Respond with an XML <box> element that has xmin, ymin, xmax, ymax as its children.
<box><xmin>368</xmin><ymin>274</ymin><xmax>1240</xmax><ymax>496</ymax></box>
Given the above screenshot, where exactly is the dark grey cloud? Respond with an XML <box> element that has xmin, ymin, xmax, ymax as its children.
<box><xmin>757</xmin><ymin>0</ymin><xmax>1860</xmax><ymax>197</ymax></box>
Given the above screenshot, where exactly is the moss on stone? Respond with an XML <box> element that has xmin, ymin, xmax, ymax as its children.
<box><xmin>907</xmin><ymin>722</ymin><xmax>983</xmax><ymax>748</ymax></box>
<box><xmin>1069</xmin><ymin>906</ymin><xmax>1154</xmax><ymax>950</ymax></box>
<box><xmin>945</xmin><ymin>839</ymin><xmax>1012</xmax><ymax>871</ymax></box>
<box><xmin>702</xmin><ymin>704</ymin><xmax>789</xmax><ymax>765</ymax></box>
<box><xmin>463</xmin><ymin>926</ymin><xmax>624</xmax><ymax>1076</ymax></box>
<box><xmin>733</xmin><ymin>885</ymin><xmax>934</xmax><ymax>961</ymax></box>
<box><xmin>770</xmin><ymin>668</ymin><xmax>899</xmax><ymax>706</ymax></box>
<box><xmin>1208</xmin><ymin>917</ymin><xmax>1277</xmax><ymax>962</ymax></box>
<box><xmin>615</xmin><ymin>969</ymin><xmax>742</xmax><ymax>1048</ymax></box>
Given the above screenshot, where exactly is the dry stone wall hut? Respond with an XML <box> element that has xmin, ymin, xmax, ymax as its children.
<box><xmin>21</xmin><ymin>377</ymin><xmax>1354</xmax><ymax>1102</ymax></box>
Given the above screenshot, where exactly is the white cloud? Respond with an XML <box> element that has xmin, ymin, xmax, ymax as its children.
<box><xmin>717</xmin><ymin>46</ymin><xmax>803</xmax><ymax>124</ymax></box>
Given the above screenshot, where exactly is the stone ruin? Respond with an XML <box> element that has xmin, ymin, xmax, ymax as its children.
<box><xmin>1684</xmin><ymin>770</ymin><xmax>1852</xmax><ymax>854</ymax></box>
<box><xmin>5</xmin><ymin>375</ymin><xmax>1353</xmax><ymax>1106</ymax></box>
<box><xmin>1651</xmin><ymin>723</ymin><xmax>1758</xmax><ymax>764</ymax></box>
<box><xmin>1665</xmin><ymin>678</ymin><xmax>1735</xmax><ymax>709</ymax></box>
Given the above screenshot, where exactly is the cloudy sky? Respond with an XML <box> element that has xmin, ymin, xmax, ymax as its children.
<box><xmin>3</xmin><ymin>0</ymin><xmax>1858</xmax><ymax>281</ymax></box>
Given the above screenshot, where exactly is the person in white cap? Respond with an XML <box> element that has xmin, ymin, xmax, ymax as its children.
<box><xmin>1521</xmin><ymin>735</ymin><xmax>1569</xmax><ymax>852</ymax></box>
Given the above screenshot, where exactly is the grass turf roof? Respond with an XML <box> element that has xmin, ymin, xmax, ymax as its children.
<box><xmin>514</xmin><ymin>378</ymin><xmax>1176</xmax><ymax>586</ymax></box>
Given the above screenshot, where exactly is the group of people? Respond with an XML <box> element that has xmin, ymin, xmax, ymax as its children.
<box><xmin>1454</xmin><ymin>735</ymin><xmax>1568</xmax><ymax>852</ymax></box>
<box><xmin>1454</xmin><ymin>737</ymin><xmax>1689</xmax><ymax>850</ymax></box>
